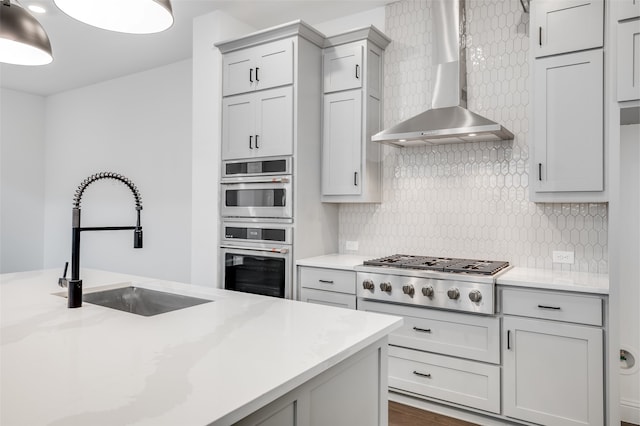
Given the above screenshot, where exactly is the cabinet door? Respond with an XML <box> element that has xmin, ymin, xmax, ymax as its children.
<box><xmin>323</xmin><ymin>44</ymin><xmax>363</xmax><ymax>93</ymax></box>
<box><xmin>617</xmin><ymin>0</ymin><xmax>640</xmax><ymax>20</ymax></box>
<box><xmin>617</xmin><ymin>19</ymin><xmax>640</xmax><ymax>102</ymax></box>
<box><xmin>322</xmin><ymin>90</ymin><xmax>362</xmax><ymax>196</ymax></box>
<box><xmin>254</xmin><ymin>39</ymin><xmax>294</xmax><ymax>92</ymax></box>
<box><xmin>222</xmin><ymin>50</ymin><xmax>255</xmax><ymax>97</ymax></box>
<box><xmin>503</xmin><ymin>316</ymin><xmax>604</xmax><ymax>426</ymax></box>
<box><xmin>254</xmin><ymin>86</ymin><xmax>293</xmax><ymax>158</ymax></box>
<box><xmin>222</xmin><ymin>93</ymin><xmax>255</xmax><ymax>160</ymax></box>
<box><xmin>532</xmin><ymin>49</ymin><xmax>603</xmax><ymax>193</ymax></box>
<box><xmin>533</xmin><ymin>0</ymin><xmax>604</xmax><ymax>57</ymax></box>
<box><xmin>300</xmin><ymin>288</ymin><xmax>356</xmax><ymax>310</ymax></box>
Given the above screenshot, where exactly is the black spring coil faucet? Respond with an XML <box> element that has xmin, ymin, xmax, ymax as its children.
<box><xmin>58</xmin><ymin>172</ymin><xmax>143</xmax><ymax>308</ymax></box>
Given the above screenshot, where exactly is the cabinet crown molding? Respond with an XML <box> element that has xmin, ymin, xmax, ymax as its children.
<box><xmin>215</xmin><ymin>20</ymin><xmax>326</xmax><ymax>53</ymax></box>
<box><xmin>323</xmin><ymin>25</ymin><xmax>391</xmax><ymax>50</ymax></box>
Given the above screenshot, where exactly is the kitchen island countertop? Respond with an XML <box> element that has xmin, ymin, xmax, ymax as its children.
<box><xmin>0</xmin><ymin>268</ymin><xmax>402</xmax><ymax>425</ymax></box>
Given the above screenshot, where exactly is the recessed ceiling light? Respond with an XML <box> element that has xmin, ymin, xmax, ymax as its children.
<box><xmin>28</xmin><ymin>5</ymin><xmax>47</xmax><ymax>14</ymax></box>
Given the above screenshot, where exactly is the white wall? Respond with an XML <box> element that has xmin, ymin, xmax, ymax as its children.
<box><xmin>314</xmin><ymin>6</ymin><xmax>385</xmax><ymax>35</ymax></box>
<box><xmin>0</xmin><ymin>89</ymin><xmax>46</xmax><ymax>273</ymax></box>
<box><xmin>190</xmin><ymin>11</ymin><xmax>255</xmax><ymax>287</ymax></box>
<box><xmin>619</xmin><ymin>123</ymin><xmax>640</xmax><ymax>423</ymax></box>
<box><xmin>42</xmin><ymin>60</ymin><xmax>193</xmax><ymax>282</ymax></box>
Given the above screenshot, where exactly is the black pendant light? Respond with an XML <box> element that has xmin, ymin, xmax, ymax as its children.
<box><xmin>0</xmin><ymin>0</ymin><xmax>53</xmax><ymax>66</ymax></box>
<box><xmin>53</xmin><ymin>0</ymin><xmax>174</xmax><ymax>34</ymax></box>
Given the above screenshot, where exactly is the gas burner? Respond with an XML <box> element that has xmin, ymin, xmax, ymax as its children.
<box><xmin>363</xmin><ymin>254</ymin><xmax>509</xmax><ymax>276</ymax></box>
<box><xmin>444</xmin><ymin>260</ymin><xmax>510</xmax><ymax>275</ymax></box>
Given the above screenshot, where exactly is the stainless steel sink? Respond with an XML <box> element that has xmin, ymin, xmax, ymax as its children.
<box><xmin>82</xmin><ymin>286</ymin><xmax>212</xmax><ymax>316</ymax></box>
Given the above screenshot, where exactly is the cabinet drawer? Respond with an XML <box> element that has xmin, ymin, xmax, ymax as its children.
<box><xmin>501</xmin><ymin>287</ymin><xmax>603</xmax><ymax>326</ymax></box>
<box><xmin>358</xmin><ymin>300</ymin><xmax>500</xmax><ymax>363</ymax></box>
<box><xmin>299</xmin><ymin>267</ymin><xmax>355</xmax><ymax>294</ymax></box>
<box><xmin>389</xmin><ymin>346</ymin><xmax>500</xmax><ymax>414</ymax></box>
<box><xmin>300</xmin><ymin>288</ymin><xmax>355</xmax><ymax>310</ymax></box>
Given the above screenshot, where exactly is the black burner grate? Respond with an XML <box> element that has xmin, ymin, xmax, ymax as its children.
<box><xmin>363</xmin><ymin>254</ymin><xmax>509</xmax><ymax>276</ymax></box>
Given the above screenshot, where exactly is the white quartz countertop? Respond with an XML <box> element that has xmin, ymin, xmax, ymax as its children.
<box><xmin>0</xmin><ymin>269</ymin><xmax>402</xmax><ymax>426</ymax></box>
<box><xmin>497</xmin><ymin>267</ymin><xmax>609</xmax><ymax>294</ymax></box>
<box><xmin>296</xmin><ymin>254</ymin><xmax>609</xmax><ymax>295</ymax></box>
<box><xmin>296</xmin><ymin>253</ymin><xmax>372</xmax><ymax>270</ymax></box>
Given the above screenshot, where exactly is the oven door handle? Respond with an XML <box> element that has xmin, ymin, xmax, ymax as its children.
<box><xmin>221</xmin><ymin>245</ymin><xmax>289</xmax><ymax>254</ymax></box>
<box><xmin>221</xmin><ymin>176</ymin><xmax>290</xmax><ymax>184</ymax></box>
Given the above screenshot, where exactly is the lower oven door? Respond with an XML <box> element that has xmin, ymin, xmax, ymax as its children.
<box><xmin>220</xmin><ymin>244</ymin><xmax>291</xmax><ymax>299</ymax></box>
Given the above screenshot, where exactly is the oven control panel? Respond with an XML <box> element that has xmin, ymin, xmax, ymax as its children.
<box><xmin>356</xmin><ymin>272</ymin><xmax>494</xmax><ymax>315</ymax></box>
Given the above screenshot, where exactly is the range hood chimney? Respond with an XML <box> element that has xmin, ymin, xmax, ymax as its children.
<box><xmin>372</xmin><ymin>0</ymin><xmax>514</xmax><ymax>147</ymax></box>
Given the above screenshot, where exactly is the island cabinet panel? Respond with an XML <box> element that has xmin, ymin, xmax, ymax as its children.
<box><xmin>533</xmin><ymin>0</ymin><xmax>604</xmax><ymax>58</ymax></box>
<box><xmin>234</xmin><ymin>339</ymin><xmax>388</xmax><ymax>426</ymax></box>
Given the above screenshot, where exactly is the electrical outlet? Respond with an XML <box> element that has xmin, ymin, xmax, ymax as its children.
<box><xmin>345</xmin><ymin>240</ymin><xmax>359</xmax><ymax>251</ymax></box>
<box><xmin>552</xmin><ymin>250</ymin><xmax>575</xmax><ymax>264</ymax></box>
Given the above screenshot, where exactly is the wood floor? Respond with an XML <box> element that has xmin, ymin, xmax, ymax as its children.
<box><xmin>389</xmin><ymin>402</ymin><xmax>477</xmax><ymax>426</ymax></box>
<box><xmin>389</xmin><ymin>402</ymin><xmax>640</xmax><ymax>426</ymax></box>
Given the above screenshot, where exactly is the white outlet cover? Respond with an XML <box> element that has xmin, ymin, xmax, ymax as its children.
<box><xmin>552</xmin><ymin>250</ymin><xmax>575</xmax><ymax>264</ymax></box>
<box><xmin>345</xmin><ymin>241</ymin><xmax>359</xmax><ymax>251</ymax></box>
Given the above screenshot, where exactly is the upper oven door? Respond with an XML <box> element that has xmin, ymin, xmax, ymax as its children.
<box><xmin>221</xmin><ymin>177</ymin><xmax>292</xmax><ymax>219</ymax></box>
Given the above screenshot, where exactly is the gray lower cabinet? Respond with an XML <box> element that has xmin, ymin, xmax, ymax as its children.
<box><xmin>501</xmin><ymin>287</ymin><xmax>605</xmax><ymax>426</ymax></box>
<box><xmin>298</xmin><ymin>266</ymin><xmax>356</xmax><ymax>309</ymax></box>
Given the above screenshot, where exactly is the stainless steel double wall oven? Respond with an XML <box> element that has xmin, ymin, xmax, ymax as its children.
<box><xmin>220</xmin><ymin>157</ymin><xmax>293</xmax><ymax>298</ymax></box>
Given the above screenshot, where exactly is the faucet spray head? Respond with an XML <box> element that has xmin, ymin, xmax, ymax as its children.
<box><xmin>134</xmin><ymin>228</ymin><xmax>143</xmax><ymax>248</ymax></box>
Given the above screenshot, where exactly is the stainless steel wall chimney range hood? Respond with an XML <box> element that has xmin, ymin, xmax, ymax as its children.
<box><xmin>372</xmin><ymin>0</ymin><xmax>514</xmax><ymax>147</ymax></box>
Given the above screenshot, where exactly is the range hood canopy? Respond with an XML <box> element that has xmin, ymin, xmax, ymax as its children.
<box><xmin>373</xmin><ymin>0</ymin><xmax>514</xmax><ymax>147</ymax></box>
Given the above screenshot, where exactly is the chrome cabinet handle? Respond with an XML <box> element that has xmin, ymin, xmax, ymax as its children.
<box><xmin>413</xmin><ymin>371</ymin><xmax>431</xmax><ymax>378</ymax></box>
<box><xmin>537</xmin><ymin>304</ymin><xmax>561</xmax><ymax>310</ymax></box>
<box><xmin>413</xmin><ymin>326</ymin><xmax>432</xmax><ymax>333</ymax></box>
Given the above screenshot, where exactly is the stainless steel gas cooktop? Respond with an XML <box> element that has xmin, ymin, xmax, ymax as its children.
<box><xmin>356</xmin><ymin>254</ymin><xmax>511</xmax><ymax>315</ymax></box>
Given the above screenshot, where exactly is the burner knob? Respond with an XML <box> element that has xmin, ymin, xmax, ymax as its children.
<box><xmin>362</xmin><ymin>279</ymin><xmax>375</xmax><ymax>291</ymax></box>
<box><xmin>469</xmin><ymin>290</ymin><xmax>483</xmax><ymax>303</ymax></box>
<box><xmin>421</xmin><ymin>286</ymin><xmax>434</xmax><ymax>298</ymax></box>
<box><xmin>447</xmin><ymin>288</ymin><xmax>460</xmax><ymax>300</ymax></box>
<box><xmin>380</xmin><ymin>282</ymin><xmax>392</xmax><ymax>292</ymax></box>
<box><xmin>402</xmin><ymin>284</ymin><xmax>415</xmax><ymax>297</ymax></box>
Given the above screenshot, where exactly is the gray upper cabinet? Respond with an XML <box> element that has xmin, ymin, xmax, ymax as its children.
<box><xmin>533</xmin><ymin>0</ymin><xmax>604</xmax><ymax>58</ymax></box>
<box><xmin>222</xmin><ymin>39</ymin><xmax>294</xmax><ymax>97</ymax></box>
<box><xmin>321</xmin><ymin>27</ymin><xmax>390</xmax><ymax>203</ymax></box>
<box><xmin>529</xmin><ymin>0</ymin><xmax>606</xmax><ymax>202</ymax></box>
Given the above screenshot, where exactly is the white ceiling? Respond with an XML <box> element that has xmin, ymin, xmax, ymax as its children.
<box><xmin>0</xmin><ymin>0</ymin><xmax>389</xmax><ymax>96</ymax></box>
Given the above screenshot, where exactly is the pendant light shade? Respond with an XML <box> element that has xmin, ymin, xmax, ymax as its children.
<box><xmin>0</xmin><ymin>1</ymin><xmax>53</xmax><ymax>66</ymax></box>
<box><xmin>53</xmin><ymin>0</ymin><xmax>174</xmax><ymax>34</ymax></box>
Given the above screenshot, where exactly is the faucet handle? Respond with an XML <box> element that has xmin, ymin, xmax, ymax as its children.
<box><xmin>58</xmin><ymin>261</ymin><xmax>69</xmax><ymax>288</ymax></box>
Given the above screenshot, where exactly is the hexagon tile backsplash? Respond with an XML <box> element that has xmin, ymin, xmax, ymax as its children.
<box><xmin>338</xmin><ymin>0</ymin><xmax>608</xmax><ymax>273</ymax></box>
